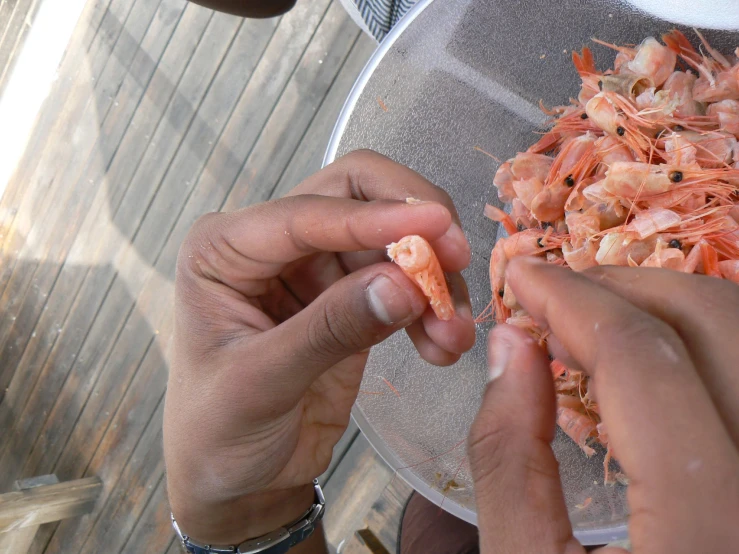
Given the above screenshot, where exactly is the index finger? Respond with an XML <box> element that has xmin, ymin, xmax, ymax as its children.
<box><xmin>506</xmin><ymin>258</ymin><xmax>739</xmax><ymax>533</ymax></box>
<box><xmin>290</xmin><ymin>150</ymin><xmax>470</xmax><ymax>270</ymax></box>
<box><xmin>184</xmin><ymin>195</ymin><xmax>452</xmax><ymax>293</ymax></box>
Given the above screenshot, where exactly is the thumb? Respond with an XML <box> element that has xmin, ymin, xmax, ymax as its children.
<box><xmin>258</xmin><ymin>262</ymin><xmax>428</xmax><ymax>397</ymax></box>
<box><xmin>468</xmin><ymin>324</ymin><xmax>584</xmax><ymax>554</ymax></box>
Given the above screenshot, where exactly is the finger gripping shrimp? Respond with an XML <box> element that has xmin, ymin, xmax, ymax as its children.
<box><xmin>480</xmin><ymin>30</ymin><xmax>739</xmax><ymax>481</ymax></box>
<box><xmin>387</xmin><ymin>235</ymin><xmax>454</xmax><ymax>321</ymax></box>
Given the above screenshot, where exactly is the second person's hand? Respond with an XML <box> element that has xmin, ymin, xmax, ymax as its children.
<box><xmin>469</xmin><ymin>258</ymin><xmax>739</xmax><ymax>554</ymax></box>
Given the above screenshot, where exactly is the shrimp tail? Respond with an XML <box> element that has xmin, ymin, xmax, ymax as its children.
<box><xmin>700</xmin><ymin>241</ymin><xmax>722</xmax><ymax>277</ymax></box>
<box><xmin>572</xmin><ymin>47</ymin><xmax>596</xmax><ymax>77</ymax></box>
<box><xmin>662</xmin><ymin>29</ymin><xmax>703</xmax><ymax>67</ymax></box>
<box><xmin>484</xmin><ymin>204</ymin><xmax>518</xmax><ymax>236</ymax></box>
<box><xmin>527</xmin><ymin>130</ymin><xmax>562</xmax><ymax>154</ymax></box>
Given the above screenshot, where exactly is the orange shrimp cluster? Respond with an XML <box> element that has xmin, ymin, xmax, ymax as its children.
<box><xmin>483</xmin><ymin>30</ymin><xmax>739</xmax><ymax>483</ymax></box>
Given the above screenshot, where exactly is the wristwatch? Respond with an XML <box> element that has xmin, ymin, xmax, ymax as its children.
<box><xmin>171</xmin><ymin>479</ymin><xmax>326</xmax><ymax>554</ymax></box>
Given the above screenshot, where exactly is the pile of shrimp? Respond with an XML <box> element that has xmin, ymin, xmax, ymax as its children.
<box><xmin>481</xmin><ymin>29</ymin><xmax>739</xmax><ymax>484</ymax></box>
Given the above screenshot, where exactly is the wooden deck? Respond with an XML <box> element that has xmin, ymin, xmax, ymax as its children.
<box><xmin>0</xmin><ymin>0</ymin><xmax>412</xmax><ymax>552</ymax></box>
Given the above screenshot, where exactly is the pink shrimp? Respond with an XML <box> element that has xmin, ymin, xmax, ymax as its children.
<box><xmin>627</xmin><ymin>37</ymin><xmax>677</xmax><ymax>87</ymax></box>
<box><xmin>563</xmin><ymin>240</ymin><xmax>600</xmax><ymax>271</ymax></box>
<box><xmin>677</xmin><ymin>130</ymin><xmax>737</xmax><ymax>168</ymax></box>
<box><xmin>662</xmin><ymin>70</ymin><xmax>705</xmax><ymax>117</ymax></box>
<box><xmin>603</xmin><ymin>161</ymin><xmax>674</xmax><ymax>198</ymax></box>
<box><xmin>488</xmin><ymin>239</ymin><xmax>510</xmax><ymax>322</ymax></box>
<box><xmin>707</xmin><ymin>99</ymin><xmax>739</xmax><ymax>138</ymax></box>
<box><xmin>700</xmin><ymin>241</ymin><xmax>722</xmax><ymax>277</ymax></box>
<box><xmin>387</xmin><ymin>236</ymin><xmax>454</xmax><ymax>321</ymax></box>
<box><xmin>551</xmin><ymin>359</ymin><xmax>569</xmax><ymax>379</ymax></box>
<box><xmin>556</xmin><ymin>405</ymin><xmax>597</xmax><ymax>457</ymax></box>
<box><xmin>663</xmin><ymin>29</ymin><xmax>739</xmax><ymax>103</ymax></box>
<box><xmin>595</xmin><ymin>232</ymin><xmax>657</xmax><ymax>266</ymax></box>
<box><xmin>484</xmin><ymin>204</ymin><xmax>518</xmax><ymax>236</ymax></box>
<box><xmin>493</xmin><ymin>160</ymin><xmax>516</xmax><ymax>202</ymax></box>
<box><xmin>572</xmin><ymin>47</ymin><xmax>600</xmax><ymax>105</ymax></box>
<box><xmin>481</xmin><ymin>31</ymin><xmax>738</xmax><ymax>480</ymax></box>
<box><xmin>641</xmin><ymin>238</ymin><xmax>686</xmax><ymax>270</ymax></box>
<box><xmin>719</xmin><ymin>260</ymin><xmax>739</xmax><ymax>283</ymax></box>
<box><xmin>624</xmin><ymin>207</ymin><xmax>682</xmax><ymax>239</ymax></box>
<box><xmin>531</xmin><ymin>133</ymin><xmax>598</xmax><ymax>222</ymax></box>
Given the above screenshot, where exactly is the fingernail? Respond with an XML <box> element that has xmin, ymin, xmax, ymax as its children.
<box><xmin>367</xmin><ymin>275</ymin><xmax>415</xmax><ymax>326</ymax></box>
<box><xmin>456</xmin><ymin>301</ymin><xmax>473</xmax><ymax>322</ymax></box>
<box><xmin>443</xmin><ymin>222</ymin><xmax>470</xmax><ymax>256</ymax></box>
<box><xmin>488</xmin><ymin>327</ymin><xmax>513</xmax><ymax>382</ymax></box>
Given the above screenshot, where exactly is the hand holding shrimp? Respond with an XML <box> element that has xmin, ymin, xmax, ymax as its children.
<box><xmin>468</xmin><ymin>258</ymin><xmax>739</xmax><ymax>554</ymax></box>
<box><xmin>164</xmin><ymin>150</ymin><xmax>475</xmax><ymax>545</ymax></box>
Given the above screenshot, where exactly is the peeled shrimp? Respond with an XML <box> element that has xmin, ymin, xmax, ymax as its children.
<box><xmin>387</xmin><ymin>236</ymin><xmax>454</xmax><ymax>321</ymax></box>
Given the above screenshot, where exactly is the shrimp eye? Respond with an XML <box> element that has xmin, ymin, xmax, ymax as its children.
<box><xmin>598</xmin><ymin>80</ymin><xmax>603</xmax><ymax>91</ymax></box>
<box><xmin>517</xmin><ymin>223</ymin><xmax>526</xmax><ymax>232</ymax></box>
<box><xmin>498</xmin><ymin>289</ymin><xmax>504</xmax><ymax>298</ymax></box>
<box><xmin>674</xmin><ymin>124</ymin><xmax>684</xmax><ymax>131</ymax></box>
<box><xmin>542</xmin><ymin>221</ymin><xmax>552</xmax><ymax>229</ymax></box>
<box><xmin>668</xmin><ymin>239</ymin><xmax>682</xmax><ymax>249</ymax></box>
<box><xmin>564</xmin><ymin>175</ymin><xmax>575</xmax><ymax>187</ymax></box>
<box><xmin>669</xmin><ymin>170</ymin><xmax>683</xmax><ymax>183</ymax></box>
<box><xmin>580</xmin><ymin>112</ymin><xmax>588</xmax><ymax>119</ymax></box>
<box><xmin>655</xmin><ymin>129</ymin><xmax>666</xmax><ymax>139</ymax></box>
<box><xmin>548</xmin><ymin>354</ymin><xmax>554</xmax><ymax>362</ymax></box>
<box><xmin>537</xmin><ymin>238</ymin><xmax>544</xmax><ymax>248</ymax></box>
<box><xmin>616</xmin><ymin>126</ymin><xmax>625</xmax><ymax>136</ymax></box>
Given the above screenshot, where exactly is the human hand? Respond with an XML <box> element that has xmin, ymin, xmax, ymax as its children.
<box><xmin>468</xmin><ymin>258</ymin><xmax>739</xmax><ymax>553</ymax></box>
<box><xmin>163</xmin><ymin>150</ymin><xmax>475</xmax><ymax>545</ymax></box>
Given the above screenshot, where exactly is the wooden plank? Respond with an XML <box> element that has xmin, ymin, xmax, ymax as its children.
<box><xmin>0</xmin><ymin>0</ymin><xmax>134</xmax><ymax>291</ymax></box>
<box><xmin>165</xmin><ymin>536</ymin><xmax>183</xmax><ymax>554</ymax></box>
<box><xmin>0</xmin><ymin>477</ymin><xmax>101</xmax><ymax>532</ymax></box>
<box><xmin>48</xmin><ymin>400</ymin><xmax>167</xmax><ymax>553</ymax></box>
<box><xmin>0</xmin><ymin>0</ymin><xmax>113</xmax><ymax>245</ymax></box>
<box><xmin>2</xmin><ymin>0</ymin><xmax>320</xmax><ymax>516</ymax></box>
<box><xmin>322</xmin><ymin>434</ymin><xmax>394</xmax><ymax>552</ymax></box>
<box><xmin>118</xmin><ymin>474</ymin><xmax>174</xmax><ymax>554</ymax></box>
<box><xmin>0</xmin><ymin>0</ymin><xmax>146</xmax><ymax>371</ymax></box>
<box><xmin>0</xmin><ymin>475</ymin><xmax>58</xmax><ymax>554</ymax></box>
<box><xmin>342</xmin><ymin>478</ymin><xmax>413</xmax><ymax>554</ymax></box>
<box><xmin>0</xmin><ymin>0</ymin><xmax>172</xmax><ymax>403</ymax></box>
<box><xmin>13</xmin><ymin>13</ymin><xmax>277</xmax><ymax>554</ymax></box>
<box><xmin>319</xmin><ymin>419</ymin><xmax>360</xmax><ymax>487</ymax></box>
<box><xmin>39</xmin><ymin>5</ymin><xmax>352</xmax><ymax>551</ymax></box>
<box><xmin>271</xmin><ymin>34</ymin><xmax>376</xmax><ymax>200</ymax></box>
<box><xmin>0</xmin><ymin>0</ymin><xmax>191</xmax><ymax>425</ymax></box>
<box><xmin>17</xmin><ymin>7</ymin><xmax>265</xmax><ymax>485</ymax></box>
<box><xmin>221</xmin><ymin>0</ymin><xmax>361</xmax><ymax>211</ymax></box>
<box><xmin>0</xmin><ymin>518</ymin><xmax>38</xmax><ymax>552</ymax></box>
<box><xmin>151</xmin><ymin>0</ymin><xmax>333</xmax><ymax>275</ymax></box>
<box><xmin>0</xmin><ymin>0</ymin><xmax>19</xmax><ymax>48</ymax></box>
<box><xmin>0</xmin><ymin>0</ymin><xmax>160</xmax><ymax>291</ymax></box>
<box><xmin>0</xmin><ymin>0</ymin><xmax>39</xmax><ymax>96</ymax></box>
<box><xmin>13</xmin><ymin>0</ymin><xmax>324</xmax><ymax>486</ymax></box>
<box><xmin>0</xmin><ymin>0</ymin><xmax>199</xmax><ymax>481</ymax></box>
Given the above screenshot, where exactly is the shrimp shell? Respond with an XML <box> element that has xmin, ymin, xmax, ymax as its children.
<box><xmin>387</xmin><ymin>236</ymin><xmax>454</xmax><ymax>321</ymax></box>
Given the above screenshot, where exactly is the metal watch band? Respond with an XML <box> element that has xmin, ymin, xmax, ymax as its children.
<box><xmin>172</xmin><ymin>479</ymin><xmax>325</xmax><ymax>554</ymax></box>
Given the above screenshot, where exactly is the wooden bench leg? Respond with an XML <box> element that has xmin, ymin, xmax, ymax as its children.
<box><xmin>0</xmin><ymin>475</ymin><xmax>59</xmax><ymax>553</ymax></box>
<box><xmin>0</xmin><ymin>474</ymin><xmax>102</xmax><ymax>554</ymax></box>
